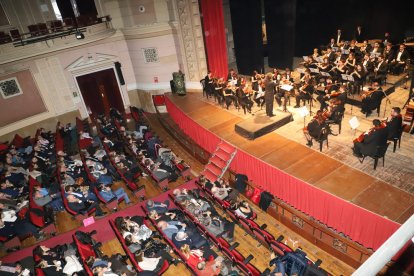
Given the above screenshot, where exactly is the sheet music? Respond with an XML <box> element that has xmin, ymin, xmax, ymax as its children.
<box><xmin>255</xmin><ymin>91</ymin><xmax>265</xmax><ymax>99</ymax></box>
<box><xmin>320</xmin><ymin>72</ymin><xmax>330</xmax><ymax>77</ymax></box>
<box><xmin>315</xmin><ymin>56</ymin><xmax>324</xmax><ymax>63</ymax></box>
<box><xmin>309</xmin><ymin>68</ymin><xmax>319</xmax><ymax>73</ymax></box>
<box><xmin>303</xmin><ymin>56</ymin><xmax>309</xmax><ymax>61</ymax></box>
<box><xmin>280</xmin><ymin>84</ymin><xmax>294</xmax><ymax>91</ymax></box>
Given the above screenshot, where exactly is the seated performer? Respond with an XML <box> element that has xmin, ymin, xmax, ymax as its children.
<box><xmin>389</xmin><ymin>44</ymin><xmax>409</xmax><ymax>75</ymax></box>
<box><xmin>253</xmin><ymin>79</ymin><xmax>265</xmax><ymax>109</ymax></box>
<box><xmin>204</xmin><ymin>71</ymin><xmax>214</xmax><ymax>98</ymax></box>
<box><xmin>294</xmin><ymin>80</ymin><xmax>314</xmax><ymax>108</ymax></box>
<box><xmin>361</xmin><ymin>82</ymin><xmax>384</xmax><ymax>116</ymax></box>
<box><xmin>223</xmin><ymin>83</ymin><xmax>238</xmax><ymax>110</ymax></box>
<box><xmin>352</xmin><ymin>119</ymin><xmax>388</xmax><ymax>158</ymax></box>
<box><xmin>385</xmin><ymin>107</ymin><xmax>403</xmax><ymax>140</ymax></box>
<box><xmin>372</xmin><ymin>55</ymin><xmax>388</xmax><ymax>83</ymax></box>
<box><xmin>303</xmin><ymin>111</ymin><xmax>327</xmax><ymax>147</ymax></box>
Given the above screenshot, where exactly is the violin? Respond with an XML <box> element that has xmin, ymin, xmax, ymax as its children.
<box><xmin>361</xmin><ymin>87</ymin><xmax>378</xmax><ymax>99</ymax></box>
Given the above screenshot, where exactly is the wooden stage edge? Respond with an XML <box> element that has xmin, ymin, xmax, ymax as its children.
<box><xmin>165</xmin><ymin>92</ymin><xmax>414</xmax><ymax>225</ymax></box>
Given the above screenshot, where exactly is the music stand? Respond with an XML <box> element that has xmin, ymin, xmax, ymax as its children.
<box><xmin>298</xmin><ymin>106</ymin><xmax>310</xmax><ymax>129</ymax></box>
<box><xmin>342</xmin><ymin>49</ymin><xmax>350</xmax><ymax>55</ymax></box>
<box><xmin>320</xmin><ymin>72</ymin><xmax>331</xmax><ymax>77</ymax></box>
<box><xmin>349</xmin><ymin>116</ymin><xmax>360</xmax><ymax>138</ymax></box>
<box><xmin>332</xmin><ymin>47</ymin><xmax>338</xmax><ymax>52</ymax></box>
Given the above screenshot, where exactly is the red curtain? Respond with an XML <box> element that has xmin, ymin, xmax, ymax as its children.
<box><xmin>165</xmin><ymin>96</ymin><xmax>400</xmax><ymax>250</ymax></box>
<box><xmin>200</xmin><ymin>0</ymin><xmax>228</xmax><ymax>79</ymax></box>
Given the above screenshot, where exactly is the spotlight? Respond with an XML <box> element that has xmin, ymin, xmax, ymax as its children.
<box><xmin>75</xmin><ymin>30</ymin><xmax>85</xmax><ymax>40</ymax></box>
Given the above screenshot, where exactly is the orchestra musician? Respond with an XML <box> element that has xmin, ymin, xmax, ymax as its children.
<box><xmin>354</xmin><ymin>26</ymin><xmax>364</xmax><ymax>43</ymax></box>
<box><xmin>350</xmin><ymin>64</ymin><xmax>366</xmax><ymax>94</ymax></box>
<box><xmin>361</xmin><ymin>82</ymin><xmax>384</xmax><ymax>116</ymax></box>
<box><xmin>372</xmin><ymin>55</ymin><xmax>388</xmax><ymax>83</ymax></box>
<box><xmin>272</xmin><ymin>68</ymin><xmax>281</xmax><ymax>81</ymax></box>
<box><xmin>204</xmin><ymin>71</ymin><xmax>214</xmax><ymax>98</ymax></box>
<box><xmin>352</xmin><ymin>119</ymin><xmax>389</xmax><ymax>158</ymax></box>
<box><xmin>325</xmin><ymin>47</ymin><xmax>336</xmax><ymax>64</ymax></box>
<box><xmin>385</xmin><ymin>107</ymin><xmax>403</xmax><ymax>140</ymax></box>
<box><xmin>316</xmin><ymin>77</ymin><xmax>338</xmax><ymax>111</ymax></box>
<box><xmin>383</xmin><ymin>43</ymin><xmax>395</xmax><ymax>63</ymax></box>
<box><xmin>345</xmin><ymin>53</ymin><xmax>356</xmax><ymax>73</ymax></box>
<box><xmin>284</xmin><ymin>68</ymin><xmax>294</xmax><ymax>83</ymax></box>
<box><xmin>362</xmin><ymin>53</ymin><xmax>375</xmax><ymax>83</ymax></box>
<box><xmin>254</xmin><ymin>80</ymin><xmax>266</xmax><ymax>108</ymax></box>
<box><xmin>264</xmin><ymin>73</ymin><xmax>277</xmax><ymax>117</ymax></box>
<box><xmin>223</xmin><ymin>82</ymin><xmax>238</xmax><ymax>110</ymax></box>
<box><xmin>294</xmin><ymin>80</ymin><xmax>314</xmax><ymax>108</ymax></box>
<box><xmin>388</xmin><ymin>44</ymin><xmax>409</xmax><ymax>75</ymax></box>
<box><xmin>316</xmin><ymin>57</ymin><xmax>332</xmax><ymax>72</ymax></box>
<box><xmin>331</xmin><ymin>59</ymin><xmax>346</xmax><ymax>82</ymax></box>
<box><xmin>327</xmin><ymin>38</ymin><xmax>337</xmax><ymax>49</ymax></box>
<box><xmin>303</xmin><ymin>110</ymin><xmax>327</xmax><ymax>147</ymax></box>
<box><xmin>213</xmin><ymin>78</ymin><xmax>224</xmax><ymax>105</ymax></box>
<box><xmin>237</xmin><ymin>83</ymin><xmax>254</xmax><ymax>114</ymax></box>
<box><xmin>251</xmin><ymin>70</ymin><xmax>261</xmax><ymax>91</ymax></box>
<box><xmin>312</xmin><ymin>48</ymin><xmax>319</xmax><ymax>60</ymax></box>
<box><xmin>370</xmin><ymin>42</ymin><xmax>382</xmax><ymax>55</ymax></box>
<box><xmin>227</xmin><ymin>68</ymin><xmax>235</xmax><ymax>82</ymax></box>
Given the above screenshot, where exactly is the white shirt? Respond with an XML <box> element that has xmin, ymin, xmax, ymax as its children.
<box><xmin>397</xmin><ymin>51</ymin><xmax>403</xmax><ymax>61</ymax></box>
<box><xmin>138</xmin><ymin>256</ymin><xmax>160</xmax><ymax>271</ymax></box>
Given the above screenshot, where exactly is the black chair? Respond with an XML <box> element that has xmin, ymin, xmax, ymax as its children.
<box><xmin>328</xmin><ymin>110</ymin><xmax>344</xmax><ymax>134</ymax></box>
<box><xmin>315</xmin><ymin>125</ymin><xmax>330</xmax><ymax>152</ymax></box>
<box><xmin>360</xmin><ymin>142</ymin><xmax>391</xmax><ymax>170</ymax></box>
<box><xmin>389</xmin><ymin>124</ymin><xmax>405</xmax><ymax>152</ymax></box>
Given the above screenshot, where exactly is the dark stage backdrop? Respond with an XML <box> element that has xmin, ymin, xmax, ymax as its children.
<box><xmin>229</xmin><ymin>0</ymin><xmax>263</xmax><ymax>75</ymax></box>
<box><xmin>264</xmin><ymin>0</ymin><xmax>297</xmax><ymax>69</ymax></box>
<box><xmin>295</xmin><ymin>0</ymin><xmax>414</xmax><ymax>56</ymax></box>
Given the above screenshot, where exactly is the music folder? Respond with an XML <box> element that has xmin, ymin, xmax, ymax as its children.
<box><xmin>341</xmin><ymin>74</ymin><xmax>354</xmax><ymax>82</ymax></box>
<box><xmin>309</xmin><ymin>68</ymin><xmax>320</xmax><ymax>73</ymax></box>
<box><xmin>320</xmin><ymin>72</ymin><xmax>331</xmax><ymax>77</ymax></box>
<box><xmin>342</xmin><ymin>49</ymin><xmax>350</xmax><ymax>55</ymax></box>
<box><xmin>280</xmin><ymin>84</ymin><xmax>294</xmax><ymax>91</ymax></box>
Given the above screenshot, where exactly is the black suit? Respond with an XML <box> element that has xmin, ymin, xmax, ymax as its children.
<box><xmin>383</xmin><ymin>48</ymin><xmax>395</xmax><ymax>63</ymax></box>
<box><xmin>387</xmin><ymin>115</ymin><xmax>403</xmax><ymax>139</ymax></box>
<box><xmin>361</xmin><ymin>90</ymin><xmax>383</xmax><ymax>114</ymax></box>
<box><xmin>264</xmin><ymin>81</ymin><xmax>276</xmax><ymax>116</ymax></box>
<box><xmin>353</xmin><ymin>126</ymin><xmax>389</xmax><ymax>157</ymax></box>
<box><xmin>354</xmin><ymin>29</ymin><xmax>364</xmax><ymax>43</ymax></box>
<box><xmin>389</xmin><ymin>50</ymin><xmax>409</xmax><ymax>74</ymax></box>
<box><xmin>373</xmin><ymin>61</ymin><xmax>388</xmax><ymax>83</ymax></box>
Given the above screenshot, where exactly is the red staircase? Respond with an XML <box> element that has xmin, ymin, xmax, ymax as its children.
<box><xmin>201</xmin><ymin>141</ymin><xmax>237</xmax><ymax>183</ymax></box>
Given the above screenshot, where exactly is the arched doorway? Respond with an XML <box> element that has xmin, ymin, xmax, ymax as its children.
<box><xmin>75</xmin><ymin>68</ymin><xmax>125</xmax><ymax>117</ymax></box>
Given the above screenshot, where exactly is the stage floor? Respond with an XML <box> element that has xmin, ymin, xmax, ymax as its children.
<box><xmin>166</xmin><ymin>91</ymin><xmax>414</xmax><ymax>225</ymax></box>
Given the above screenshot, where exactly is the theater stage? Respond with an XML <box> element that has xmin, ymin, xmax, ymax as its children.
<box><xmin>164</xmin><ymin>92</ymin><xmax>414</xmax><ymax>250</ymax></box>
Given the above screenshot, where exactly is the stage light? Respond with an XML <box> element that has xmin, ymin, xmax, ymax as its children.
<box><xmin>75</xmin><ymin>30</ymin><xmax>85</xmax><ymax>40</ymax></box>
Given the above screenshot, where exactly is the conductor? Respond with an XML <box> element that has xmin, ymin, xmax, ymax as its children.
<box><xmin>264</xmin><ymin>73</ymin><xmax>276</xmax><ymax>117</ymax></box>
